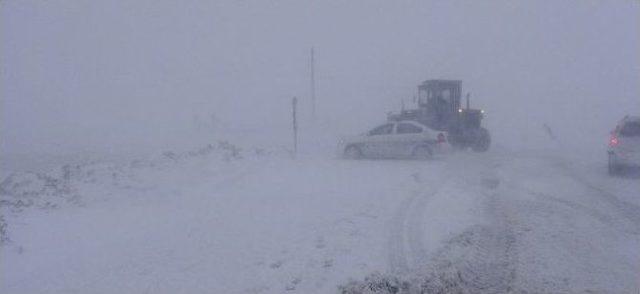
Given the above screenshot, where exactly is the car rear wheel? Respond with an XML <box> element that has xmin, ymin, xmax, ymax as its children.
<box><xmin>413</xmin><ymin>145</ymin><xmax>433</xmax><ymax>160</ymax></box>
<box><xmin>344</xmin><ymin>145</ymin><xmax>362</xmax><ymax>159</ymax></box>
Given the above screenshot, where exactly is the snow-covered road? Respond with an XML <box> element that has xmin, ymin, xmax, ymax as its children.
<box><xmin>2</xmin><ymin>146</ymin><xmax>639</xmax><ymax>293</ymax></box>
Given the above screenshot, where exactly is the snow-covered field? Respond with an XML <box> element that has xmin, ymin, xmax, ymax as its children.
<box><xmin>1</xmin><ymin>143</ymin><xmax>639</xmax><ymax>293</ymax></box>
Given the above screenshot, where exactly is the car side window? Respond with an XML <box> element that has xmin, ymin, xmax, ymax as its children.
<box><xmin>396</xmin><ymin>123</ymin><xmax>423</xmax><ymax>134</ymax></box>
<box><xmin>369</xmin><ymin>124</ymin><xmax>394</xmax><ymax>136</ymax></box>
<box><xmin>620</xmin><ymin>122</ymin><xmax>640</xmax><ymax>137</ymax></box>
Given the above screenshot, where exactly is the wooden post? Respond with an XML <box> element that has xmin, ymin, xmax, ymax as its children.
<box><xmin>310</xmin><ymin>47</ymin><xmax>316</xmax><ymax>122</ymax></box>
<box><xmin>292</xmin><ymin>96</ymin><xmax>298</xmax><ymax>156</ymax></box>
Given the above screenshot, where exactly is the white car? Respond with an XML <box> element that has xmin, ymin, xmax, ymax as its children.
<box><xmin>608</xmin><ymin>116</ymin><xmax>640</xmax><ymax>175</ymax></box>
<box><xmin>339</xmin><ymin>120</ymin><xmax>449</xmax><ymax>159</ymax></box>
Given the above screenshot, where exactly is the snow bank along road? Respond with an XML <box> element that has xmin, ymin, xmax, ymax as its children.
<box><xmin>1</xmin><ymin>145</ymin><xmax>639</xmax><ymax>293</ymax></box>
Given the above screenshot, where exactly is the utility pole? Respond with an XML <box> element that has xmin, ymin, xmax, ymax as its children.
<box><xmin>310</xmin><ymin>47</ymin><xmax>316</xmax><ymax>122</ymax></box>
<box><xmin>292</xmin><ymin>96</ymin><xmax>298</xmax><ymax>156</ymax></box>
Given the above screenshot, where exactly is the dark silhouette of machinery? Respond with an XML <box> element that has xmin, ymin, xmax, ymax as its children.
<box><xmin>388</xmin><ymin>79</ymin><xmax>490</xmax><ymax>152</ymax></box>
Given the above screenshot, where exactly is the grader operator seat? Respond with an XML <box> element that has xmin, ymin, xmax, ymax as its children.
<box><xmin>417</xmin><ymin>80</ymin><xmax>462</xmax><ymax>130</ymax></box>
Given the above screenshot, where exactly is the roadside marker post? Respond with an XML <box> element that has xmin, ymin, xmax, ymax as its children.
<box><xmin>292</xmin><ymin>96</ymin><xmax>298</xmax><ymax>157</ymax></box>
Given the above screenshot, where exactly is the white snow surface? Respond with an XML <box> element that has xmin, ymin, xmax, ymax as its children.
<box><xmin>1</xmin><ymin>143</ymin><xmax>640</xmax><ymax>294</ymax></box>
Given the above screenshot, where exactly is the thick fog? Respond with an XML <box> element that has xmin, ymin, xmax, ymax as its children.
<box><xmin>2</xmin><ymin>0</ymin><xmax>639</xmax><ymax>158</ymax></box>
<box><xmin>4</xmin><ymin>2</ymin><xmax>640</xmax><ymax>293</ymax></box>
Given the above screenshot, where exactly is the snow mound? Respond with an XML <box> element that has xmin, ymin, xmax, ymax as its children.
<box><xmin>0</xmin><ymin>216</ymin><xmax>8</xmax><ymax>245</ymax></box>
<box><xmin>0</xmin><ymin>171</ymin><xmax>77</xmax><ymax>210</ymax></box>
<box><xmin>340</xmin><ymin>225</ymin><xmax>520</xmax><ymax>294</ymax></box>
<box><xmin>339</xmin><ymin>273</ymin><xmax>407</xmax><ymax>294</ymax></box>
<box><xmin>0</xmin><ymin>141</ymin><xmax>255</xmax><ymax>209</ymax></box>
<box><xmin>0</xmin><ymin>141</ymin><xmax>266</xmax><ymax>244</ymax></box>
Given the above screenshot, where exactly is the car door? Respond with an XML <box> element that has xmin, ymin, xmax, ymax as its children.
<box><xmin>618</xmin><ymin>120</ymin><xmax>640</xmax><ymax>164</ymax></box>
<box><xmin>393</xmin><ymin>122</ymin><xmax>429</xmax><ymax>157</ymax></box>
<box><xmin>362</xmin><ymin>123</ymin><xmax>395</xmax><ymax>157</ymax></box>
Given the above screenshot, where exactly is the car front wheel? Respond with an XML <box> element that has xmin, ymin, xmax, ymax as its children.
<box><xmin>413</xmin><ymin>145</ymin><xmax>433</xmax><ymax>160</ymax></box>
<box><xmin>344</xmin><ymin>145</ymin><xmax>362</xmax><ymax>159</ymax></box>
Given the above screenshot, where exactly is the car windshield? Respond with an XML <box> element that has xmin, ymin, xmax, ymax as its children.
<box><xmin>369</xmin><ymin>124</ymin><xmax>394</xmax><ymax>135</ymax></box>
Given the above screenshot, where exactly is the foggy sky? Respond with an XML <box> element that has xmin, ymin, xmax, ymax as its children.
<box><xmin>2</xmin><ymin>0</ymin><xmax>639</xmax><ymax>156</ymax></box>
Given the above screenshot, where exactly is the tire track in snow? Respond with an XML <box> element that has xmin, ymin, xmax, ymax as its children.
<box><xmin>523</xmin><ymin>188</ymin><xmax>631</xmax><ymax>234</ymax></box>
<box><xmin>421</xmin><ymin>158</ymin><xmax>519</xmax><ymax>293</ymax></box>
<box><xmin>574</xmin><ymin>176</ymin><xmax>640</xmax><ymax>228</ymax></box>
<box><xmin>359</xmin><ymin>161</ymin><xmax>521</xmax><ymax>293</ymax></box>
<box><xmin>387</xmin><ymin>192</ymin><xmax>414</xmax><ymax>274</ymax></box>
<box><xmin>348</xmin><ymin>153</ymin><xmax>636</xmax><ymax>293</ymax></box>
<box><xmin>554</xmin><ymin>161</ymin><xmax>640</xmax><ymax>233</ymax></box>
<box><xmin>406</xmin><ymin>188</ymin><xmax>435</xmax><ymax>270</ymax></box>
<box><xmin>417</xmin><ymin>171</ymin><xmax>519</xmax><ymax>293</ymax></box>
<box><xmin>387</xmin><ymin>177</ymin><xmax>445</xmax><ymax>275</ymax></box>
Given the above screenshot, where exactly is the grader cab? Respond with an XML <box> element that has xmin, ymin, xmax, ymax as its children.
<box><xmin>389</xmin><ymin>79</ymin><xmax>491</xmax><ymax>152</ymax></box>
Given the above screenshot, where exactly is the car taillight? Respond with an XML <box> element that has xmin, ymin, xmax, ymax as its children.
<box><xmin>437</xmin><ymin>133</ymin><xmax>446</xmax><ymax>143</ymax></box>
<box><xmin>609</xmin><ymin>134</ymin><xmax>619</xmax><ymax>147</ymax></box>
